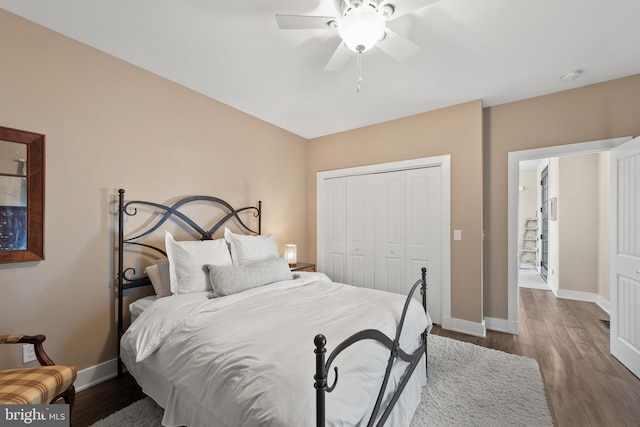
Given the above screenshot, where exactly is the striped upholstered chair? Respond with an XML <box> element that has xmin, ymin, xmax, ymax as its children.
<box><xmin>0</xmin><ymin>334</ymin><xmax>77</xmax><ymax>415</ymax></box>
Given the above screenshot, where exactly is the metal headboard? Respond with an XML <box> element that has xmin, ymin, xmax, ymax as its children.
<box><xmin>116</xmin><ymin>188</ymin><xmax>262</xmax><ymax>376</ymax></box>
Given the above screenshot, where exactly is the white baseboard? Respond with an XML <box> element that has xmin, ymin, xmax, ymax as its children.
<box><xmin>443</xmin><ymin>316</ymin><xmax>486</xmax><ymax>337</ymax></box>
<box><xmin>552</xmin><ymin>288</ymin><xmax>611</xmax><ymax>315</ymax></box>
<box><xmin>594</xmin><ymin>295</ymin><xmax>611</xmax><ymax>315</ymax></box>
<box><xmin>507</xmin><ymin>319</ymin><xmax>519</xmax><ymax>334</ymax></box>
<box><xmin>482</xmin><ymin>289</ymin><xmax>610</xmax><ymax>337</ymax></box>
<box><xmin>485</xmin><ymin>317</ymin><xmax>519</xmax><ymax>334</ymax></box>
<box><xmin>485</xmin><ymin>317</ymin><xmax>507</xmax><ymax>333</ymax></box>
<box><xmin>75</xmin><ymin>358</ymin><xmax>117</xmax><ymax>392</ymax></box>
<box><xmin>441</xmin><ymin>315</ymin><xmax>452</xmax><ymax>330</ymax></box>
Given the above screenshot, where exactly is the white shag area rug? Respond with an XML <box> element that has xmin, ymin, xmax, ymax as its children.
<box><xmin>91</xmin><ymin>335</ymin><xmax>553</xmax><ymax>427</ymax></box>
<box><xmin>409</xmin><ymin>335</ymin><xmax>552</xmax><ymax>427</ymax></box>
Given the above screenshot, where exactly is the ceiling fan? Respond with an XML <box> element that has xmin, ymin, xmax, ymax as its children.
<box><xmin>276</xmin><ymin>0</ymin><xmax>438</xmax><ymax>72</ymax></box>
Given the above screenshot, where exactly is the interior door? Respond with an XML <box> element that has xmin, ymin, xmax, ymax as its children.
<box><xmin>611</xmin><ymin>135</ymin><xmax>640</xmax><ymax>379</ymax></box>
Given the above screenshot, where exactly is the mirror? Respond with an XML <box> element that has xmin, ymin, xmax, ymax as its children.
<box><xmin>0</xmin><ymin>126</ymin><xmax>44</xmax><ymax>263</ymax></box>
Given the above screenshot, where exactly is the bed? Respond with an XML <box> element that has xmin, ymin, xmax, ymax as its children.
<box><xmin>116</xmin><ymin>189</ymin><xmax>431</xmax><ymax>427</ymax></box>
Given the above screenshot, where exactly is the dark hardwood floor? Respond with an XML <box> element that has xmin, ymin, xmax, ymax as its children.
<box><xmin>433</xmin><ymin>288</ymin><xmax>640</xmax><ymax>427</ymax></box>
<box><xmin>72</xmin><ymin>371</ymin><xmax>146</xmax><ymax>427</ymax></box>
<box><xmin>71</xmin><ymin>288</ymin><xmax>640</xmax><ymax>427</ymax></box>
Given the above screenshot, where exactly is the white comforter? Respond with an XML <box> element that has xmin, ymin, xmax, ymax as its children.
<box><xmin>121</xmin><ymin>272</ymin><xmax>430</xmax><ymax>427</ymax></box>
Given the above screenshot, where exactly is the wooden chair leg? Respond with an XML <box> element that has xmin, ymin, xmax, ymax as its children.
<box><xmin>64</xmin><ymin>385</ymin><xmax>76</xmax><ymax>415</ymax></box>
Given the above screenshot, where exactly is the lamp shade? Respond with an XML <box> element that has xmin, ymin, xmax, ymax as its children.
<box><xmin>338</xmin><ymin>6</ymin><xmax>385</xmax><ymax>52</ymax></box>
<box><xmin>285</xmin><ymin>244</ymin><xmax>297</xmax><ymax>267</ymax></box>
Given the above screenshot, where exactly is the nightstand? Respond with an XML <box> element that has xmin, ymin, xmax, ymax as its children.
<box><xmin>290</xmin><ymin>262</ymin><xmax>315</xmax><ymax>272</ymax></box>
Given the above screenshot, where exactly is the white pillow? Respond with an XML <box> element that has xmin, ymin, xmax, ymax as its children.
<box><xmin>144</xmin><ymin>259</ymin><xmax>172</xmax><ymax>298</ymax></box>
<box><xmin>224</xmin><ymin>227</ymin><xmax>279</xmax><ymax>266</ymax></box>
<box><xmin>205</xmin><ymin>256</ymin><xmax>293</xmax><ymax>298</ymax></box>
<box><xmin>129</xmin><ymin>295</ymin><xmax>157</xmax><ymax>323</ymax></box>
<box><xmin>165</xmin><ymin>231</ymin><xmax>233</xmax><ymax>294</ymax></box>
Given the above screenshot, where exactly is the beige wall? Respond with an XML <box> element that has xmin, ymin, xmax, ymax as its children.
<box><xmin>532</xmin><ymin>153</ymin><xmax>609</xmax><ymax>297</ymax></box>
<box><xmin>558</xmin><ymin>153</ymin><xmax>600</xmax><ymax>293</ymax></box>
<box><xmin>308</xmin><ymin>100</ymin><xmax>484</xmax><ymax>323</ymax></box>
<box><xmin>485</xmin><ymin>74</ymin><xmax>640</xmax><ymax>319</ymax></box>
<box><xmin>518</xmin><ymin>169</ymin><xmax>538</xmax><ymax>225</ymax></box>
<box><xmin>0</xmin><ymin>10</ymin><xmax>308</xmax><ymax>370</ymax></box>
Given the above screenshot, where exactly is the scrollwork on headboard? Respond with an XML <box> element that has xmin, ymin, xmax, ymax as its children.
<box><xmin>120</xmin><ymin>190</ymin><xmax>261</xmax><ymax>243</ymax></box>
<box><xmin>117</xmin><ymin>188</ymin><xmax>262</xmax><ymax>286</ymax></box>
<box><xmin>115</xmin><ymin>188</ymin><xmax>262</xmax><ymax>376</ymax></box>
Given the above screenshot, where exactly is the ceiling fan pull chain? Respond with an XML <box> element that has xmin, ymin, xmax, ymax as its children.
<box><xmin>356</xmin><ymin>45</ymin><xmax>364</xmax><ymax>93</ymax></box>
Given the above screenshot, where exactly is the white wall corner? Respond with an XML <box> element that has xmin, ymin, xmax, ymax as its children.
<box><xmin>75</xmin><ymin>358</ymin><xmax>118</xmax><ymax>392</ymax></box>
<box><xmin>594</xmin><ymin>294</ymin><xmax>611</xmax><ymax>315</ymax></box>
<box><xmin>485</xmin><ymin>317</ymin><xmax>510</xmax><ymax>334</ymax></box>
<box><xmin>507</xmin><ymin>319</ymin><xmax>519</xmax><ymax>334</ymax></box>
<box><xmin>441</xmin><ymin>315</ymin><xmax>452</xmax><ymax>330</ymax></box>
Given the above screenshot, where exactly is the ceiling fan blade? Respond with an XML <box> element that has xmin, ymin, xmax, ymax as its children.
<box><xmin>275</xmin><ymin>14</ymin><xmax>337</xmax><ymax>30</ymax></box>
<box><xmin>383</xmin><ymin>0</ymin><xmax>438</xmax><ymax>20</ymax></box>
<box><xmin>376</xmin><ymin>29</ymin><xmax>420</xmax><ymax>62</ymax></box>
<box><xmin>324</xmin><ymin>42</ymin><xmax>353</xmax><ymax>71</ymax></box>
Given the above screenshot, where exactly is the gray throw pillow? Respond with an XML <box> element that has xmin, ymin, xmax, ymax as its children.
<box><xmin>204</xmin><ymin>256</ymin><xmax>293</xmax><ymax>298</ymax></box>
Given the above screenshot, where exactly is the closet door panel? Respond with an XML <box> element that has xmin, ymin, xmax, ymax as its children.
<box><xmin>322</xmin><ymin>178</ymin><xmax>347</xmax><ymax>283</ymax></box>
<box><xmin>383</xmin><ymin>256</ymin><xmax>405</xmax><ymax>294</ymax></box>
<box><xmin>406</xmin><ymin>167</ymin><xmax>442</xmax><ymax>323</ymax></box>
<box><xmin>375</xmin><ymin>171</ymin><xmax>406</xmax><ymax>293</ymax></box>
<box><xmin>347</xmin><ymin>175</ymin><xmax>375</xmax><ymax>287</ymax></box>
<box><xmin>348</xmin><ymin>255</ymin><xmax>365</xmax><ymax>286</ymax></box>
<box><xmin>329</xmin><ymin>253</ymin><xmax>346</xmax><ymax>283</ymax></box>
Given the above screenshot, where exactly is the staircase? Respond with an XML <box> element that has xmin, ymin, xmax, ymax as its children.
<box><xmin>519</xmin><ymin>217</ymin><xmax>538</xmax><ymax>268</ymax></box>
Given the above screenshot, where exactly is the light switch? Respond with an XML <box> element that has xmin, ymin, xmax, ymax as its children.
<box><xmin>453</xmin><ymin>229</ymin><xmax>462</xmax><ymax>241</ymax></box>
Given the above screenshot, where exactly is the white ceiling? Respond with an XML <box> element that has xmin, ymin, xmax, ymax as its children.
<box><xmin>2</xmin><ymin>0</ymin><xmax>640</xmax><ymax>139</ymax></box>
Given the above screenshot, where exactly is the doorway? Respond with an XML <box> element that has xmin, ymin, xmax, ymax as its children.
<box><xmin>507</xmin><ymin>137</ymin><xmax>630</xmax><ymax>334</ymax></box>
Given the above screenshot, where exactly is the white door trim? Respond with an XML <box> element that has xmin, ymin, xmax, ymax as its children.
<box><xmin>507</xmin><ymin>137</ymin><xmax>631</xmax><ymax>334</ymax></box>
<box><xmin>317</xmin><ymin>155</ymin><xmax>451</xmax><ymax>325</ymax></box>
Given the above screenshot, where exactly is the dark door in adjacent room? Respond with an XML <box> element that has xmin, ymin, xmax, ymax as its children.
<box><xmin>540</xmin><ymin>166</ymin><xmax>549</xmax><ymax>280</ymax></box>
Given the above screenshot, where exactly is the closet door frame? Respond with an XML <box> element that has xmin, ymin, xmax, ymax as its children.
<box><xmin>317</xmin><ymin>155</ymin><xmax>451</xmax><ymax>324</ymax></box>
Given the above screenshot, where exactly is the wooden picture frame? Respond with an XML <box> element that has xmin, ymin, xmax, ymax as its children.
<box><xmin>0</xmin><ymin>126</ymin><xmax>45</xmax><ymax>263</ymax></box>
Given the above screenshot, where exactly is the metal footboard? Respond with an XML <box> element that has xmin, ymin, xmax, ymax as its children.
<box><xmin>314</xmin><ymin>267</ymin><xmax>429</xmax><ymax>426</ymax></box>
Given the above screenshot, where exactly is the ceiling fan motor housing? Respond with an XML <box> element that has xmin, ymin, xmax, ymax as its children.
<box><xmin>338</xmin><ymin>0</ymin><xmax>387</xmax><ymax>52</ymax></box>
<box><xmin>275</xmin><ymin>0</ymin><xmax>424</xmax><ymax>72</ymax></box>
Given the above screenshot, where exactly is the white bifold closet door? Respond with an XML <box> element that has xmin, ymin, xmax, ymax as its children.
<box><xmin>374</xmin><ymin>170</ymin><xmax>407</xmax><ymax>294</ymax></box>
<box><xmin>322</xmin><ymin>177</ymin><xmax>348</xmax><ymax>284</ymax></box>
<box><xmin>322</xmin><ymin>166</ymin><xmax>442</xmax><ymax>323</ymax></box>
<box><xmin>346</xmin><ymin>174</ymin><xmax>375</xmax><ymax>287</ymax></box>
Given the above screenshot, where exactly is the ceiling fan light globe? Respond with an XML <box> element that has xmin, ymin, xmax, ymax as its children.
<box><xmin>338</xmin><ymin>7</ymin><xmax>385</xmax><ymax>52</ymax></box>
